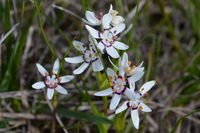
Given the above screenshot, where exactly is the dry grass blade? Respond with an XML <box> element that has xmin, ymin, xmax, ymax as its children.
<box><xmin>0</xmin><ymin>112</ymin><xmax>53</xmax><ymax>120</ymax></box>
<box><xmin>0</xmin><ymin>23</ymin><xmax>19</xmax><ymax>45</ymax></box>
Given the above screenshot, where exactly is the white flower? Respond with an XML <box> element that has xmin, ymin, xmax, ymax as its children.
<box><xmin>109</xmin><ymin>4</ymin><xmax>125</xmax><ymax>26</ymax></box>
<box><xmin>32</xmin><ymin>59</ymin><xmax>74</xmax><ymax>100</ymax></box>
<box><xmin>86</xmin><ymin>22</ymin><xmax>128</xmax><ymax>58</ymax></box>
<box><xmin>115</xmin><ymin>80</ymin><xmax>156</xmax><ymax>129</ymax></box>
<box><xmin>84</xmin><ymin>4</ymin><xmax>124</xmax><ymax>27</ymax></box>
<box><xmin>65</xmin><ymin>38</ymin><xmax>104</xmax><ymax>75</ymax></box>
<box><xmin>119</xmin><ymin>52</ymin><xmax>144</xmax><ymax>92</ymax></box>
<box><xmin>94</xmin><ymin>68</ymin><xmax>133</xmax><ymax>110</ymax></box>
<box><xmin>84</xmin><ymin>10</ymin><xmax>101</xmax><ymax>26</ymax></box>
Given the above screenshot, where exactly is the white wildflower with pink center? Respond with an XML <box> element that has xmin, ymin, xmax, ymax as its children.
<box><xmin>115</xmin><ymin>80</ymin><xmax>156</xmax><ymax>129</ymax></box>
<box><xmin>32</xmin><ymin>59</ymin><xmax>74</xmax><ymax>100</ymax></box>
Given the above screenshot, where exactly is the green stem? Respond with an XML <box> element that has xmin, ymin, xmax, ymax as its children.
<box><xmin>33</xmin><ymin>0</ymin><xmax>56</xmax><ymax>57</ymax></box>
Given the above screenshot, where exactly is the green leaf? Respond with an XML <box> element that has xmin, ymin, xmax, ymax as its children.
<box><xmin>113</xmin><ymin>112</ymin><xmax>126</xmax><ymax>132</ymax></box>
<box><xmin>58</xmin><ymin>109</ymin><xmax>113</xmax><ymax>124</ymax></box>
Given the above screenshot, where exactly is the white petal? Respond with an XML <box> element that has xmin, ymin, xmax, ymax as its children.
<box><xmin>138</xmin><ymin>61</ymin><xmax>143</xmax><ymax>67</ymax></box>
<box><xmin>55</xmin><ymin>85</ymin><xmax>68</xmax><ymax>95</ymax></box>
<box><xmin>106</xmin><ymin>47</ymin><xmax>119</xmax><ymax>58</ymax></box>
<box><xmin>106</xmin><ymin>68</ymin><xmax>116</xmax><ymax>78</ymax></box>
<box><xmin>94</xmin><ymin>88</ymin><xmax>113</xmax><ymax>96</ymax></box>
<box><xmin>85</xmin><ymin>11</ymin><xmax>101</xmax><ymax>25</ymax></box>
<box><xmin>73</xmin><ymin>40</ymin><xmax>86</xmax><ymax>52</ymax></box>
<box><xmin>115</xmin><ymin>101</ymin><xmax>128</xmax><ymax>114</ymax></box>
<box><xmin>119</xmin><ymin>52</ymin><xmax>128</xmax><ymax>76</ymax></box>
<box><xmin>131</xmin><ymin>109</ymin><xmax>140</xmax><ymax>129</ymax></box>
<box><xmin>128</xmin><ymin>81</ymin><xmax>136</xmax><ymax>92</ymax></box>
<box><xmin>32</xmin><ymin>82</ymin><xmax>45</xmax><ymax>89</ymax></box>
<box><xmin>47</xmin><ymin>88</ymin><xmax>54</xmax><ymax>100</ymax></box>
<box><xmin>124</xmin><ymin>88</ymin><xmax>136</xmax><ymax>100</ymax></box>
<box><xmin>92</xmin><ymin>58</ymin><xmax>104</xmax><ymax>72</ymax></box>
<box><xmin>139</xmin><ymin>102</ymin><xmax>152</xmax><ymax>112</ymax></box>
<box><xmin>109</xmin><ymin>4</ymin><xmax>113</xmax><ymax>12</ymax></box>
<box><xmin>82</xmin><ymin>18</ymin><xmax>99</xmax><ymax>26</ymax></box>
<box><xmin>140</xmin><ymin>80</ymin><xmax>156</xmax><ymax>95</ymax></box>
<box><xmin>113</xmin><ymin>41</ymin><xmax>129</xmax><ymax>50</ymax></box>
<box><xmin>85</xmin><ymin>25</ymin><xmax>102</xmax><ymax>39</ymax></box>
<box><xmin>122</xmin><ymin>52</ymin><xmax>128</xmax><ymax>66</ymax></box>
<box><xmin>73</xmin><ymin>62</ymin><xmax>89</xmax><ymax>75</ymax></box>
<box><xmin>110</xmin><ymin>23</ymin><xmax>125</xmax><ymax>36</ymax></box>
<box><xmin>128</xmin><ymin>71</ymin><xmax>144</xmax><ymax>83</ymax></box>
<box><xmin>97</xmin><ymin>41</ymin><xmax>105</xmax><ymax>53</ymax></box>
<box><xmin>59</xmin><ymin>75</ymin><xmax>74</xmax><ymax>83</ymax></box>
<box><xmin>130</xmin><ymin>65</ymin><xmax>144</xmax><ymax>76</ymax></box>
<box><xmin>102</xmin><ymin>13</ymin><xmax>112</xmax><ymax>29</ymax></box>
<box><xmin>109</xmin><ymin>94</ymin><xmax>121</xmax><ymax>110</ymax></box>
<box><xmin>52</xmin><ymin>58</ymin><xmax>59</xmax><ymax>74</ymax></box>
<box><xmin>36</xmin><ymin>63</ymin><xmax>48</xmax><ymax>77</ymax></box>
<box><xmin>65</xmin><ymin>56</ymin><xmax>84</xmax><ymax>64</ymax></box>
<box><xmin>111</xmin><ymin>16</ymin><xmax>125</xmax><ymax>26</ymax></box>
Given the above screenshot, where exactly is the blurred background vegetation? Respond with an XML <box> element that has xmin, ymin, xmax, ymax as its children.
<box><xmin>0</xmin><ymin>0</ymin><xmax>200</xmax><ymax>133</ymax></box>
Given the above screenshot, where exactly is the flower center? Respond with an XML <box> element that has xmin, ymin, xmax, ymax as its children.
<box><xmin>127</xmin><ymin>101</ymin><xmax>142</xmax><ymax>110</ymax></box>
<box><xmin>44</xmin><ymin>75</ymin><xmax>60</xmax><ymax>89</ymax></box>
<box><xmin>125</xmin><ymin>61</ymin><xmax>136</xmax><ymax>75</ymax></box>
<box><xmin>110</xmin><ymin>75</ymin><xmax>128</xmax><ymax>95</ymax></box>
<box><xmin>100</xmin><ymin>29</ymin><xmax>117</xmax><ymax>47</ymax></box>
<box><xmin>82</xmin><ymin>49</ymin><xmax>98</xmax><ymax>63</ymax></box>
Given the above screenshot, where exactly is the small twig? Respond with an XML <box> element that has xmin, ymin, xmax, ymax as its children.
<box><xmin>0</xmin><ymin>112</ymin><xmax>53</xmax><ymax>120</ymax></box>
<box><xmin>0</xmin><ymin>90</ymin><xmax>42</xmax><ymax>98</ymax></box>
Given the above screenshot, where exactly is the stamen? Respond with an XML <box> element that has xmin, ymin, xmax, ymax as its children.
<box><xmin>114</xmin><ymin>74</ymin><xmax>118</xmax><ymax>79</ymax></box>
<box><xmin>110</xmin><ymin>82</ymin><xmax>114</xmax><ymax>86</ymax></box>
<box><xmin>140</xmin><ymin>88</ymin><xmax>144</xmax><ymax>91</ymax></box>
<box><xmin>131</xmin><ymin>65</ymin><xmax>136</xmax><ymax>69</ymax></box>
<box><xmin>108</xmin><ymin>76</ymin><xmax>112</xmax><ymax>80</ymax></box>
<box><xmin>138</xmin><ymin>106</ymin><xmax>143</xmax><ymax>110</ymax></box>
<box><xmin>122</xmin><ymin>77</ymin><xmax>125</xmax><ymax>81</ymax></box>
<box><xmin>128</xmin><ymin>61</ymin><xmax>131</xmax><ymax>65</ymax></box>
<box><xmin>52</xmin><ymin>72</ymin><xmax>56</xmax><ymax>75</ymax></box>
<box><xmin>44</xmin><ymin>72</ymin><xmax>49</xmax><ymax>76</ymax></box>
<box><xmin>144</xmin><ymin>93</ymin><xmax>149</xmax><ymax>96</ymax></box>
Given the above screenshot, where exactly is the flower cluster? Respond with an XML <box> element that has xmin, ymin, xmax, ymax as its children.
<box><xmin>95</xmin><ymin>53</ymin><xmax>155</xmax><ymax>129</ymax></box>
<box><xmin>32</xmin><ymin>4</ymin><xmax>155</xmax><ymax>130</ymax></box>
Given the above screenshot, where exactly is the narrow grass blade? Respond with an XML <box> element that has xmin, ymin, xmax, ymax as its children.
<box><xmin>58</xmin><ymin>109</ymin><xmax>112</xmax><ymax>124</ymax></box>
